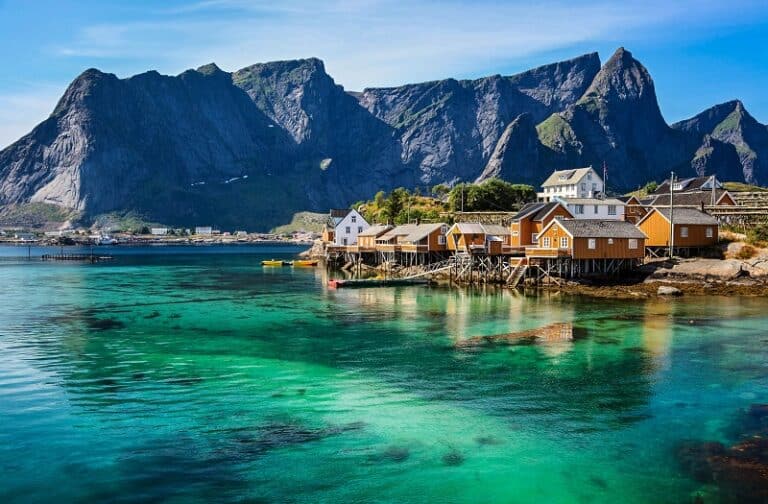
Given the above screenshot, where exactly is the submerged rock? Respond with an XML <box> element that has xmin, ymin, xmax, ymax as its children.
<box><xmin>455</xmin><ymin>322</ymin><xmax>583</xmax><ymax>349</ymax></box>
<box><xmin>657</xmin><ymin>285</ymin><xmax>683</xmax><ymax>296</ymax></box>
<box><xmin>368</xmin><ymin>445</ymin><xmax>410</xmax><ymax>463</ymax></box>
<box><xmin>442</xmin><ymin>450</ymin><xmax>465</xmax><ymax>466</ymax></box>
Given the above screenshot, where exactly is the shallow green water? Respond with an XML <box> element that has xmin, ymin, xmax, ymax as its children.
<box><xmin>1</xmin><ymin>245</ymin><xmax>766</xmax><ymax>503</ymax></box>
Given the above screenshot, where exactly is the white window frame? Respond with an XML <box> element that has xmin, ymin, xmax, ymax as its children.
<box><xmin>608</xmin><ymin>238</ymin><xmax>614</xmax><ymax>245</ymax></box>
<box><xmin>345</xmin><ymin>226</ymin><xmax>351</xmax><ymax>234</ymax></box>
<box><xmin>357</xmin><ymin>226</ymin><xmax>363</xmax><ymax>233</ymax></box>
<box><xmin>342</xmin><ymin>238</ymin><xmax>348</xmax><ymax>245</ymax></box>
<box><xmin>588</xmin><ymin>238</ymin><xmax>596</xmax><ymax>249</ymax></box>
<box><xmin>628</xmin><ymin>239</ymin><xmax>638</xmax><ymax>249</ymax></box>
<box><xmin>706</xmin><ymin>227</ymin><xmax>713</xmax><ymax>238</ymax></box>
<box><xmin>560</xmin><ymin>237</ymin><xmax>568</xmax><ymax>249</ymax></box>
<box><xmin>532</xmin><ymin>233</ymin><xmax>539</xmax><ymax>244</ymax></box>
<box><xmin>511</xmin><ymin>231</ymin><xmax>519</xmax><ymax>237</ymax></box>
<box><xmin>608</xmin><ymin>205</ymin><xmax>616</xmax><ymax>215</ymax></box>
<box><xmin>680</xmin><ymin>226</ymin><xmax>689</xmax><ymax>238</ymax></box>
<box><xmin>437</xmin><ymin>235</ymin><xmax>446</xmax><ymax>245</ymax></box>
<box><xmin>542</xmin><ymin>237</ymin><xmax>551</xmax><ymax>248</ymax></box>
<box><xmin>351</xmin><ymin>215</ymin><xmax>357</xmax><ymax>223</ymax></box>
<box><xmin>575</xmin><ymin>205</ymin><xmax>584</xmax><ymax>215</ymax></box>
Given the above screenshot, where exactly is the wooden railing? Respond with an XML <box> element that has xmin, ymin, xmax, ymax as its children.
<box><xmin>525</xmin><ymin>247</ymin><xmax>571</xmax><ymax>258</ymax></box>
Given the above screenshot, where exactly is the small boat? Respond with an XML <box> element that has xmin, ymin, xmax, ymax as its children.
<box><xmin>292</xmin><ymin>260</ymin><xmax>318</xmax><ymax>267</ymax></box>
<box><xmin>328</xmin><ymin>278</ymin><xmax>432</xmax><ymax>289</ymax></box>
<box><xmin>261</xmin><ymin>259</ymin><xmax>290</xmax><ymax>266</ymax></box>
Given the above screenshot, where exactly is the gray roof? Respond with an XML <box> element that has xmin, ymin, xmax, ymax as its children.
<box><xmin>512</xmin><ymin>202</ymin><xmax>567</xmax><ymax>221</ymax></box>
<box><xmin>652</xmin><ymin>207</ymin><xmax>719</xmax><ymax>225</ymax></box>
<box><xmin>358</xmin><ymin>225</ymin><xmax>392</xmax><ymax>237</ymax></box>
<box><xmin>649</xmin><ymin>190</ymin><xmax>731</xmax><ymax>207</ymax></box>
<box><xmin>401</xmin><ymin>223</ymin><xmax>447</xmax><ymax>243</ymax></box>
<box><xmin>554</xmin><ymin>218</ymin><xmax>647</xmax><ymax>239</ymax></box>
<box><xmin>377</xmin><ymin>224</ymin><xmax>416</xmax><ymax>242</ymax></box>
<box><xmin>452</xmin><ymin>223</ymin><xmax>511</xmax><ymax>236</ymax></box>
<box><xmin>541</xmin><ymin>167</ymin><xmax>595</xmax><ymax>187</ymax></box>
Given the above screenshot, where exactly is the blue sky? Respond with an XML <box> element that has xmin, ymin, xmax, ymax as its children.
<box><xmin>2</xmin><ymin>0</ymin><xmax>768</xmax><ymax>148</ymax></box>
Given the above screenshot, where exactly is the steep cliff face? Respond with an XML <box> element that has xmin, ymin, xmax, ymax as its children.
<box><xmin>0</xmin><ymin>48</ymin><xmax>765</xmax><ymax>229</ymax></box>
<box><xmin>475</xmin><ymin>113</ymin><xmax>541</xmax><ymax>184</ymax></box>
<box><xmin>672</xmin><ymin>100</ymin><xmax>768</xmax><ymax>184</ymax></box>
<box><xmin>358</xmin><ymin>53</ymin><xmax>601</xmax><ymax>184</ymax></box>
<box><xmin>537</xmin><ymin>48</ymin><xmax>696</xmax><ymax>189</ymax></box>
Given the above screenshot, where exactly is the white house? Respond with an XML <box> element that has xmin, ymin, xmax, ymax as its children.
<box><xmin>537</xmin><ymin>167</ymin><xmax>604</xmax><ymax>202</ymax></box>
<box><xmin>330</xmin><ymin>209</ymin><xmax>370</xmax><ymax>246</ymax></box>
<box><xmin>194</xmin><ymin>226</ymin><xmax>213</xmax><ymax>235</ymax></box>
<box><xmin>557</xmin><ymin>197</ymin><xmax>626</xmax><ymax>221</ymax></box>
<box><xmin>151</xmin><ymin>228</ymin><xmax>169</xmax><ymax>236</ymax></box>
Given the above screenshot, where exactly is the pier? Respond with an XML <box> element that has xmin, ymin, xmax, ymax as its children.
<box><xmin>41</xmin><ymin>253</ymin><xmax>114</xmax><ymax>263</ymax></box>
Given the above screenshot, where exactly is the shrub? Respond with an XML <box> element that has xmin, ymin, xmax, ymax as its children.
<box><xmin>746</xmin><ymin>223</ymin><xmax>768</xmax><ymax>246</ymax></box>
<box><xmin>736</xmin><ymin>245</ymin><xmax>757</xmax><ymax>260</ymax></box>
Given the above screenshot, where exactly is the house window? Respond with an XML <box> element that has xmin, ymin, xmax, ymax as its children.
<box><xmin>560</xmin><ymin>237</ymin><xmax>568</xmax><ymax>248</ymax></box>
<box><xmin>438</xmin><ymin>235</ymin><xmax>446</xmax><ymax>245</ymax></box>
<box><xmin>588</xmin><ymin>238</ymin><xmax>596</xmax><ymax>249</ymax></box>
<box><xmin>511</xmin><ymin>231</ymin><xmax>519</xmax><ymax>237</ymax></box>
<box><xmin>608</xmin><ymin>238</ymin><xmax>614</xmax><ymax>245</ymax></box>
<box><xmin>587</xmin><ymin>173</ymin><xmax>592</xmax><ymax>180</ymax></box>
<box><xmin>581</xmin><ymin>183</ymin><xmax>586</xmax><ymax>191</ymax></box>
<box><xmin>680</xmin><ymin>226</ymin><xmax>689</xmax><ymax>238</ymax></box>
<box><xmin>629</xmin><ymin>239</ymin><xmax>638</xmax><ymax>249</ymax></box>
<box><xmin>608</xmin><ymin>205</ymin><xmax>616</xmax><ymax>215</ymax></box>
<box><xmin>575</xmin><ymin>205</ymin><xmax>584</xmax><ymax>215</ymax></box>
<box><xmin>594</xmin><ymin>205</ymin><xmax>599</xmax><ymax>214</ymax></box>
<box><xmin>672</xmin><ymin>183</ymin><xmax>683</xmax><ymax>191</ymax></box>
<box><xmin>345</xmin><ymin>226</ymin><xmax>351</xmax><ymax>234</ymax></box>
<box><xmin>441</xmin><ymin>225</ymin><xmax>449</xmax><ymax>234</ymax></box>
<box><xmin>592</xmin><ymin>183</ymin><xmax>597</xmax><ymax>192</ymax></box>
<box><xmin>543</xmin><ymin>237</ymin><xmax>551</xmax><ymax>248</ymax></box>
<box><xmin>343</xmin><ymin>238</ymin><xmax>348</xmax><ymax>245</ymax></box>
<box><xmin>706</xmin><ymin>227</ymin><xmax>713</xmax><ymax>238</ymax></box>
<box><xmin>532</xmin><ymin>233</ymin><xmax>539</xmax><ymax>244</ymax></box>
<box><xmin>357</xmin><ymin>226</ymin><xmax>363</xmax><ymax>233</ymax></box>
<box><xmin>351</xmin><ymin>215</ymin><xmax>357</xmax><ymax>223</ymax></box>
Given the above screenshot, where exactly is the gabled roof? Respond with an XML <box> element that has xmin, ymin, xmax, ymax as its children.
<box><xmin>376</xmin><ymin>224</ymin><xmax>419</xmax><ymax>242</ymax></box>
<box><xmin>512</xmin><ymin>202</ymin><xmax>571</xmax><ymax>221</ymax></box>
<box><xmin>549</xmin><ymin>218</ymin><xmax>647</xmax><ymax>239</ymax></box>
<box><xmin>648</xmin><ymin>189</ymin><xmax>731</xmax><ymax>207</ymax></box>
<box><xmin>652</xmin><ymin>175</ymin><xmax>722</xmax><ymax>195</ymax></box>
<box><xmin>618</xmin><ymin>195</ymin><xmax>642</xmax><ymax>205</ymax></box>
<box><xmin>400</xmin><ymin>223</ymin><xmax>447</xmax><ymax>243</ymax></box>
<box><xmin>330</xmin><ymin>208</ymin><xmax>350</xmax><ymax>218</ymax></box>
<box><xmin>450</xmin><ymin>223</ymin><xmax>511</xmax><ymax>236</ymax></box>
<box><xmin>639</xmin><ymin>207</ymin><xmax>719</xmax><ymax>226</ymax></box>
<box><xmin>358</xmin><ymin>224</ymin><xmax>393</xmax><ymax>237</ymax></box>
<box><xmin>541</xmin><ymin>167</ymin><xmax>597</xmax><ymax>187</ymax></box>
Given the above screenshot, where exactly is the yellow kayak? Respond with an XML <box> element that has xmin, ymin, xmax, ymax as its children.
<box><xmin>292</xmin><ymin>260</ymin><xmax>318</xmax><ymax>267</ymax></box>
<box><xmin>261</xmin><ymin>259</ymin><xmax>289</xmax><ymax>266</ymax></box>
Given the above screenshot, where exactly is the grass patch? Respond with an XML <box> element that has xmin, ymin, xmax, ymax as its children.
<box><xmin>736</xmin><ymin>245</ymin><xmax>757</xmax><ymax>260</ymax></box>
<box><xmin>271</xmin><ymin>212</ymin><xmax>327</xmax><ymax>234</ymax></box>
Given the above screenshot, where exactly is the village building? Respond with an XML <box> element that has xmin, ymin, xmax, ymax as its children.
<box><xmin>646</xmin><ymin>175</ymin><xmax>736</xmax><ymax>207</ymax></box>
<box><xmin>537</xmin><ymin>167</ymin><xmax>604</xmax><ymax>202</ymax></box>
<box><xmin>636</xmin><ymin>207</ymin><xmax>719</xmax><ymax>256</ymax></box>
<box><xmin>446</xmin><ymin>223</ymin><xmax>512</xmax><ymax>255</ymax></box>
<box><xmin>194</xmin><ymin>226</ymin><xmax>213</xmax><ymax>236</ymax></box>
<box><xmin>398</xmin><ymin>223</ymin><xmax>450</xmax><ymax>254</ymax></box>
<box><xmin>618</xmin><ymin>195</ymin><xmax>648</xmax><ymax>224</ymax></box>
<box><xmin>323</xmin><ymin>209</ymin><xmax>370</xmax><ymax>247</ymax></box>
<box><xmin>509</xmin><ymin>201</ymin><xmax>573</xmax><ymax>249</ymax></box>
<box><xmin>150</xmin><ymin>228</ymin><xmax>168</xmax><ymax>236</ymax></box>
<box><xmin>356</xmin><ymin>225</ymin><xmax>393</xmax><ymax>250</ymax></box>
<box><xmin>557</xmin><ymin>197</ymin><xmax>626</xmax><ymax>221</ymax></box>
<box><xmin>526</xmin><ymin>218</ymin><xmax>647</xmax><ymax>277</ymax></box>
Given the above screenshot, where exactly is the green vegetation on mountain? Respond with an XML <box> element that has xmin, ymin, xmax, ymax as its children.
<box><xmin>448</xmin><ymin>179</ymin><xmax>535</xmax><ymax>212</ymax></box>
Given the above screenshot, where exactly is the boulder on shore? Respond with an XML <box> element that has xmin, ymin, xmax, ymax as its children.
<box><xmin>657</xmin><ymin>285</ymin><xmax>683</xmax><ymax>296</ymax></box>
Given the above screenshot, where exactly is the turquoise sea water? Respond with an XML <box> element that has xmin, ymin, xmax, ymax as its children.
<box><xmin>1</xmin><ymin>245</ymin><xmax>766</xmax><ymax>503</ymax></box>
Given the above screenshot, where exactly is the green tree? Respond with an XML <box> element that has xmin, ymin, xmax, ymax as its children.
<box><xmin>431</xmin><ymin>183</ymin><xmax>450</xmax><ymax>199</ymax></box>
<box><xmin>448</xmin><ymin>179</ymin><xmax>535</xmax><ymax>212</ymax></box>
<box><xmin>642</xmin><ymin>181</ymin><xmax>658</xmax><ymax>195</ymax></box>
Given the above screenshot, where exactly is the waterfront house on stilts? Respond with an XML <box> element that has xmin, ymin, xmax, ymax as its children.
<box><xmin>636</xmin><ymin>207</ymin><xmax>719</xmax><ymax>258</ymax></box>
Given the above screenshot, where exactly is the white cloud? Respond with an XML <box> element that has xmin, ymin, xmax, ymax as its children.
<box><xmin>50</xmin><ymin>0</ymin><xmax>766</xmax><ymax>89</ymax></box>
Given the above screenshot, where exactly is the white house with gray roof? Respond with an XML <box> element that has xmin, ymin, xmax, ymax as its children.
<box><xmin>537</xmin><ymin>167</ymin><xmax>604</xmax><ymax>202</ymax></box>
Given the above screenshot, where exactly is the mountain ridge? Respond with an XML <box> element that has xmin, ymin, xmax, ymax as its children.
<box><xmin>1</xmin><ymin>48</ymin><xmax>766</xmax><ymax>229</ymax></box>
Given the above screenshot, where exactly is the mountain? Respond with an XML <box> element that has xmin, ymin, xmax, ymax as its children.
<box><xmin>672</xmin><ymin>100</ymin><xmax>768</xmax><ymax>184</ymax></box>
<box><xmin>1</xmin><ymin>48</ymin><xmax>766</xmax><ymax>229</ymax></box>
<box><xmin>358</xmin><ymin>53</ymin><xmax>601</xmax><ymax>185</ymax></box>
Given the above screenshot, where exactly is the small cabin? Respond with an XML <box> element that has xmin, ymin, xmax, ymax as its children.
<box><xmin>618</xmin><ymin>195</ymin><xmax>648</xmax><ymax>224</ymax></box>
<box><xmin>357</xmin><ymin>225</ymin><xmax>392</xmax><ymax>249</ymax></box>
<box><xmin>398</xmin><ymin>223</ymin><xmax>450</xmax><ymax>253</ymax></box>
<box><xmin>510</xmin><ymin>202</ymin><xmax>573</xmax><ymax>248</ymax></box>
<box><xmin>447</xmin><ymin>223</ymin><xmax>512</xmax><ymax>255</ymax></box>
<box><xmin>527</xmin><ymin>218</ymin><xmax>647</xmax><ymax>260</ymax></box>
<box><xmin>636</xmin><ymin>207</ymin><xmax>719</xmax><ymax>250</ymax></box>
